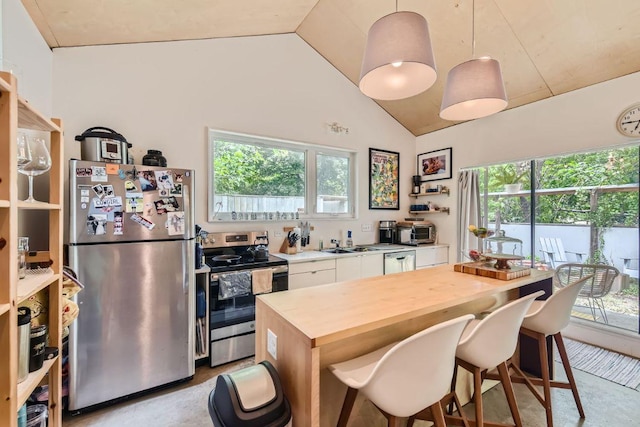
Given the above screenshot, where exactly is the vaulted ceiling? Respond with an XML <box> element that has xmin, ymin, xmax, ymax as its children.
<box><xmin>21</xmin><ymin>0</ymin><xmax>640</xmax><ymax>136</ymax></box>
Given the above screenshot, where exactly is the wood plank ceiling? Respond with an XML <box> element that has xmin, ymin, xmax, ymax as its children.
<box><xmin>21</xmin><ymin>0</ymin><xmax>640</xmax><ymax>136</ymax></box>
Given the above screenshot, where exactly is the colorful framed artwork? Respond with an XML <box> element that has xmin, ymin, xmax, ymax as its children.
<box><xmin>369</xmin><ymin>148</ymin><xmax>400</xmax><ymax>210</ymax></box>
<box><xmin>418</xmin><ymin>147</ymin><xmax>452</xmax><ymax>182</ymax></box>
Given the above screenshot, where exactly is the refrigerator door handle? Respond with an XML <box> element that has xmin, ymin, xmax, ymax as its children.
<box><xmin>184</xmin><ymin>240</ymin><xmax>194</xmax><ymax>295</ymax></box>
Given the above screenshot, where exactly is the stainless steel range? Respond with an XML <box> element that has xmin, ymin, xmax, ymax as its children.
<box><xmin>202</xmin><ymin>231</ymin><xmax>288</xmax><ymax>367</ymax></box>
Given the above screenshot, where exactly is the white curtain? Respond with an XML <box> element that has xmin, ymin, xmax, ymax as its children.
<box><xmin>457</xmin><ymin>170</ymin><xmax>481</xmax><ymax>262</ymax></box>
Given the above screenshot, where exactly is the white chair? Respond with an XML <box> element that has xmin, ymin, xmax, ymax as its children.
<box><xmin>507</xmin><ymin>275</ymin><xmax>593</xmax><ymax>427</ymax></box>
<box><xmin>328</xmin><ymin>314</ymin><xmax>474</xmax><ymax>427</ymax></box>
<box><xmin>623</xmin><ymin>257</ymin><xmax>639</xmax><ymax>280</ymax></box>
<box><xmin>447</xmin><ymin>291</ymin><xmax>544</xmax><ymax>427</ymax></box>
<box><xmin>539</xmin><ymin>237</ymin><xmax>585</xmax><ymax>269</ymax></box>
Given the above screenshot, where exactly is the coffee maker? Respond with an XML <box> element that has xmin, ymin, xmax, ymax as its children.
<box><xmin>412</xmin><ymin>175</ymin><xmax>421</xmax><ymax>194</ymax></box>
<box><xmin>379</xmin><ymin>220</ymin><xmax>397</xmax><ymax>244</ymax></box>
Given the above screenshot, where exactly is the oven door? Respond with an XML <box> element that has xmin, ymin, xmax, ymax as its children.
<box><xmin>210</xmin><ymin>274</ymin><xmax>255</xmax><ymax>330</ymax></box>
<box><xmin>209</xmin><ymin>267</ymin><xmax>288</xmax><ymax>330</ymax></box>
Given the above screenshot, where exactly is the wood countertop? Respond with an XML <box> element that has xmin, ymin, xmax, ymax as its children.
<box><xmin>257</xmin><ymin>264</ymin><xmax>553</xmax><ymax>348</ymax></box>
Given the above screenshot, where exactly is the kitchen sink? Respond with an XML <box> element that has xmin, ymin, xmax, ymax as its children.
<box><xmin>321</xmin><ymin>246</ymin><xmax>380</xmax><ymax>254</ymax></box>
<box><xmin>321</xmin><ymin>248</ymin><xmax>354</xmax><ymax>254</ymax></box>
<box><xmin>351</xmin><ymin>246</ymin><xmax>379</xmax><ymax>252</ymax></box>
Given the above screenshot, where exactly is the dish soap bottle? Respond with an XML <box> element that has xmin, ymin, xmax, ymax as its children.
<box><xmin>346</xmin><ymin>230</ymin><xmax>353</xmax><ymax>248</ymax></box>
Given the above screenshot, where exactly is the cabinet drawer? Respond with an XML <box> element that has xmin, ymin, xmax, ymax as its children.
<box><xmin>289</xmin><ymin>259</ymin><xmax>336</xmax><ymax>274</ymax></box>
<box><xmin>416</xmin><ymin>246</ymin><xmax>449</xmax><ymax>268</ymax></box>
<box><xmin>289</xmin><ymin>269</ymin><xmax>336</xmax><ymax>290</ymax></box>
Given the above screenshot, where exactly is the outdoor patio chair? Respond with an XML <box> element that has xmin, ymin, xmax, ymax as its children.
<box><xmin>622</xmin><ymin>257</ymin><xmax>639</xmax><ymax>280</ymax></box>
<box><xmin>554</xmin><ymin>263</ymin><xmax>619</xmax><ymax>324</ymax></box>
<box><xmin>539</xmin><ymin>238</ymin><xmax>586</xmax><ymax>269</ymax></box>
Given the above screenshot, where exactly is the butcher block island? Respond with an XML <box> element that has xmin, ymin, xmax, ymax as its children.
<box><xmin>255</xmin><ymin>264</ymin><xmax>553</xmax><ymax>427</ymax></box>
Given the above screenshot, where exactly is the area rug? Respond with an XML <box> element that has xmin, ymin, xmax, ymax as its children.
<box><xmin>555</xmin><ymin>338</ymin><xmax>640</xmax><ymax>389</ymax></box>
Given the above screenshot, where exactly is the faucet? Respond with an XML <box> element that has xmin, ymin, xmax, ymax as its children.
<box><xmin>330</xmin><ymin>239</ymin><xmax>341</xmax><ymax>248</ymax></box>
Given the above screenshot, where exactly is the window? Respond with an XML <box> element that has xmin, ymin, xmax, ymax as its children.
<box><xmin>461</xmin><ymin>145</ymin><xmax>639</xmax><ymax>333</ymax></box>
<box><xmin>208</xmin><ymin>129</ymin><xmax>356</xmax><ymax>221</ymax></box>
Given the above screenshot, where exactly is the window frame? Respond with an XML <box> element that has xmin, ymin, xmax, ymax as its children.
<box><xmin>208</xmin><ymin>128</ymin><xmax>357</xmax><ymax>222</ymax></box>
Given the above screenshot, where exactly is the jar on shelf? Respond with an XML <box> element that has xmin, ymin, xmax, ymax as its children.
<box><xmin>485</xmin><ymin>230</ymin><xmax>523</xmax><ymax>257</ymax></box>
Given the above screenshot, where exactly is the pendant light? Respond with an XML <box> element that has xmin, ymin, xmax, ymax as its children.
<box><xmin>440</xmin><ymin>0</ymin><xmax>507</xmax><ymax>121</ymax></box>
<box><xmin>359</xmin><ymin>1</ymin><xmax>437</xmax><ymax>101</ymax></box>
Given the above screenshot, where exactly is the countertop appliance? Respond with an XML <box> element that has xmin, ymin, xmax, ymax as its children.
<box><xmin>202</xmin><ymin>231</ymin><xmax>288</xmax><ymax>367</ymax></box>
<box><xmin>395</xmin><ymin>221</ymin><xmax>436</xmax><ymax>245</ymax></box>
<box><xmin>379</xmin><ymin>220</ymin><xmax>397</xmax><ymax>244</ymax></box>
<box><xmin>67</xmin><ymin>159</ymin><xmax>195</xmax><ymax>412</ymax></box>
<box><xmin>75</xmin><ymin>126</ymin><xmax>132</xmax><ymax>164</ymax></box>
<box><xmin>384</xmin><ymin>250</ymin><xmax>416</xmax><ymax>274</ymax></box>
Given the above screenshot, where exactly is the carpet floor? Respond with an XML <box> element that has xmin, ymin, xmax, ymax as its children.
<box><xmin>556</xmin><ymin>338</ymin><xmax>640</xmax><ymax>389</ymax></box>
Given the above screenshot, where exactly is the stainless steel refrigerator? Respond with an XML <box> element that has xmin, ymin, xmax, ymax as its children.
<box><xmin>67</xmin><ymin>159</ymin><xmax>195</xmax><ymax>412</ymax></box>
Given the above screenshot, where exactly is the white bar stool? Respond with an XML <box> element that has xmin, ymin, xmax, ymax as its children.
<box><xmin>328</xmin><ymin>314</ymin><xmax>474</xmax><ymax>427</ymax></box>
<box><xmin>506</xmin><ymin>274</ymin><xmax>593</xmax><ymax>427</ymax></box>
<box><xmin>443</xmin><ymin>291</ymin><xmax>544</xmax><ymax>427</ymax></box>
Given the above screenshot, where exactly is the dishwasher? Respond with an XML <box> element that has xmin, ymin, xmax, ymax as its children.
<box><xmin>384</xmin><ymin>250</ymin><xmax>416</xmax><ymax>274</ymax></box>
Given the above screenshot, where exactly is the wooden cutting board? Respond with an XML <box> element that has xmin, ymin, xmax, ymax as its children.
<box><xmin>454</xmin><ymin>261</ymin><xmax>531</xmax><ymax>280</ymax></box>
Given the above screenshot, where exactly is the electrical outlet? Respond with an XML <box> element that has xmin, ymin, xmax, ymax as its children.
<box><xmin>274</xmin><ymin>230</ymin><xmax>283</xmax><ymax>237</ymax></box>
<box><xmin>361</xmin><ymin>223</ymin><xmax>373</xmax><ymax>232</ymax></box>
<box><xmin>267</xmin><ymin>329</ymin><xmax>277</xmax><ymax>360</ymax></box>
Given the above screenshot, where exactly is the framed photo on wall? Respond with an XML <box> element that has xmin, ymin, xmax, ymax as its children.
<box><xmin>369</xmin><ymin>148</ymin><xmax>400</xmax><ymax>210</ymax></box>
<box><xmin>418</xmin><ymin>147</ymin><xmax>452</xmax><ymax>182</ymax></box>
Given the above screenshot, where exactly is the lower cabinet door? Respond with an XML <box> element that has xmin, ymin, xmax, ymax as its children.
<box><xmin>289</xmin><ymin>269</ymin><xmax>336</xmax><ymax>290</ymax></box>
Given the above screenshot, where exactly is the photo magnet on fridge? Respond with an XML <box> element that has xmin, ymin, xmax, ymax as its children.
<box><xmin>130</xmin><ymin>213</ymin><xmax>155</xmax><ymax>230</ymax></box>
<box><xmin>92</xmin><ymin>184</ymin><xmax>105</xmax><ymax>198</ymax></box>
<box><xmin>167</xmin><ymin>211</ymin><xmax>185</xmax><ymax>235</ymax></box>
<box><xmin>124</xmin><ymin>180</ymin><xmax>138</xmax><ymax>193</ymax></box>
<box><xmin>91</xmin><ymin>166</ymin><xmax>108</xmax><ymax>182</ymax></box>
<box><xmin>154</xmin><ymin>170</ymin><xmax>174</xmax><ymax>190</ymax></box>
<box><xmin>138</xmin><ymin>170</ymin><xmax>158</xmax><ymax>191</ymax></box>
<box><xmin>86</xmin><ymin>214</ymin><xmax>108</xmax><ymax>235</ymax></box>
<box><xmin>113</xmin><ymin>211</ymin><xmax>124</xmax><ymax>235</ymax></box>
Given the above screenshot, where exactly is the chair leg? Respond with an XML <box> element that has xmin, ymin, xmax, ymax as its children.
<box><xmin>430</xmin><ymin>402</ymin><xmax>447</xmax><ymax>427</ymax></box>
<box><xmin>448</xmin><ymin>363</ymin><xmax>459</xmax><ymax>415</ymax></box>
<box><xmin>472</xmin><ymin>366</ymin><xmax>484</xmax><ymax>427</ymax></box>
<box><xmin>593</xmin><ymin>297</ymin><xmax>609</xmax><ymax>324</ymax></box>
<box><xmin>387</xmin><ymin>415</ymin><xmax>402</xmax><ymax>427</ymax></box>
<box><xmin>497</xmin><ymin>361</ymin><xmax>523</xmax><ymax>427</ymax></box>
<box><xmin>537</xmin><ymin>332</ymin><xmax>554</xmax><ymax>427</ymax></box>
<box><xmin>554</xmin><ymin>333</ymin><xmax>585</xmax><ymax>418</ymax></box>
<box><xmin>337</xmin><ymin>387</ymin><xmax>358</xmax><ymax>427</ymax></box>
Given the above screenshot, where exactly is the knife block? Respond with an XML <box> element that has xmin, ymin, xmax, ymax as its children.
<box><xmin>279</xmin><ymin>238</ymin><xmax>297</xmax><ymax>254</ymax></box>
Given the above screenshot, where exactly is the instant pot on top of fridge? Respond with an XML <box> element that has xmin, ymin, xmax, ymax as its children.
<box><xmin>75</xmin><ymin>126</ymin><xmax>132</xmax><ymax>164</ymax></box>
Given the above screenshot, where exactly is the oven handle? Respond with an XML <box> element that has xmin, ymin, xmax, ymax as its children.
<box><xmin>210</xmin><ymin>265</ymin><xmax>288</xmax><ymax>282</ymax></box>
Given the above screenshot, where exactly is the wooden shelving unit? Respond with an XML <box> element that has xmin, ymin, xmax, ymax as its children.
<box><xmin>0</xmin><ymin>72</ymin><xmax>63</xmax><ymax>427</ymax></box>
<box><xmin>408</xmin><ymin>188</ymin><xmax>450</xmax><ymax>197</ymax></box>
<box><xmin>408</xmin><ymin>187</ymin><xmax>450</xmax><ymax>215</ymax></box>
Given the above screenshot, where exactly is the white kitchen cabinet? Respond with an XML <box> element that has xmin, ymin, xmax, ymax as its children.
<box><xmin>336</xmin><ymin>253</ymin><xmax>384</xmax><ymax>282</ymax></box>
<box><xmin>288</xmin><ymin>259</ymin><xmax>336</xmax><ymax>290</ymax></box>
<box><xmin>416</xmin><ymin>245</ymin><xmax>449</xmax><ymax>269</ymax></box>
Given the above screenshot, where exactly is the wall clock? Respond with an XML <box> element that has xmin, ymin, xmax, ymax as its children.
<box><xmin>616</xmin><ymin>103</ymin><xmax>640</xmax><ymax>137</ymax></box>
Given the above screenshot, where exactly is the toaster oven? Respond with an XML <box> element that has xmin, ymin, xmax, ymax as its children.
<box><xmin>395</xmin><ymin>221</ymin><xmax>436</xmax><ymax>245</ymax></box>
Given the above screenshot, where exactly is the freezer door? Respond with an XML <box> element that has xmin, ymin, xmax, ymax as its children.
<box><xmin>67</xmin><ymin>239</ymin><xmax>195</xmax><ymax>411</ymax></box>
<box><xmin>68</xmin><ymin>159</ymin><xmax>195</xmax><ymax>244</ymax></box>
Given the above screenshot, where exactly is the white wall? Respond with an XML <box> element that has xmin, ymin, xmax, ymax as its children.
<box><xmin>1</xmin><ymin>0</ymin><xmax>52</xmax><ymax>115</ymax></box>
<box><xmin>52</xmin><ymin>34</ymin><xmax>416</xmax><ymax>247</ymax></box>
<box><xmin>416</xmin><ymin>72</ymin><xmax>640</xmax><ymax>261</ymax></box>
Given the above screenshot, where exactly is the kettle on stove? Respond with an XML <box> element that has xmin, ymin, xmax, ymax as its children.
<box><xmin>251</xmin><ymin>236</ymin><xmax>270</xmax><ymax>261</ymax></box>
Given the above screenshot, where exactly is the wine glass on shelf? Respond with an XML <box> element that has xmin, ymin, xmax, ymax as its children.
<box><xmin>17</xmin><ymin>136</ymin><xmax>51</xmax><ymax>203</ymax></box>
<box><xmin>17</xmin><ymin>132</ymin><xmax>31</xmax><ymax>166</ymax></box>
